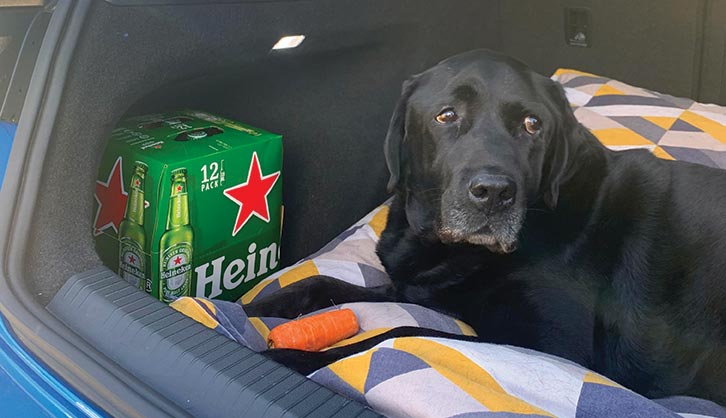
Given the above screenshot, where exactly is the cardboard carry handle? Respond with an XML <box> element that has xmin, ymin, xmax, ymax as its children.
<box><xmin>175</xmin><ymin>127</ymin><xmax>224</xmax><ymax>142</ymax></box>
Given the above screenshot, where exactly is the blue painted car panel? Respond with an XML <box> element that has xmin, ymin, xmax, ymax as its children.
<box><xmin>0</xmin><ymin>368</ymin><xmax>52</xmax><ymax>417</ymax></box>
<box><xmin>0</xmin><ymin>121</ymin><xmax>104</xmax><ymax>416</ymax></box>
<box><xmin>0</xmin><ymin>121</ymin><xmax>15</xmax><ymax>189</ymax></box>
<box><xmin>0</xmin><ymin>316</ymin><xmax>105</xmax><ymax>417</ymax></box>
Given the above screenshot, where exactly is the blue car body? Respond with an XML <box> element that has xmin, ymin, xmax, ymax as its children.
<box><xmin>0</xmin><ymin>121</ymin><xmax>104</xmax><ymax>417</ymax></box>
<box><xmin>0</xmin><ymin>122</ymin><xmax>15</xmax><ymax>189</ymax></box>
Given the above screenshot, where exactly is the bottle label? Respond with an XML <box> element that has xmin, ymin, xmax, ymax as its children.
<box><xmin>160</xmin><ymin>243</ymin><xmax>192</xmax><ymax>302</ymax></box>
<box><xmin>119</xmin><ymin>238</ymin><xmax>145</xmax><ymax>289</ymax></box>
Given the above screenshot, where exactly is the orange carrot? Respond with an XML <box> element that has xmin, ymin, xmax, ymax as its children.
<box><xmin>267</xmin><ymin>308</ymin><xmax>359</xmax><ymax>351</ymax></box>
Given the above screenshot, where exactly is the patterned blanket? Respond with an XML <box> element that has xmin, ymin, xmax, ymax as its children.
<box><xmin>172</xmin><ymin>69</ymin><xmax>726</xmax><ymax>417</ymax></box>
<box><xmin>554</xmin><ymin>68</ymin><xmax>726</xmax><ymax>169</ymax></box>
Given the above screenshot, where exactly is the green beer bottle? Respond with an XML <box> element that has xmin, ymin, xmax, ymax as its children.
<box><xmin>159</xmin><ymin>168</ymin><xmax>194</xmax><ymax>302</ymax></box>
<box><xmin>118</xmin><ymin>161</ymin><xmax>147</xmax><ymax>290</ymax></box>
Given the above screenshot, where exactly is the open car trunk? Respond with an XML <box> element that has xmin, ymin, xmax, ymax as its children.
<box><xmin>1</xmin><ymin>0</ymin><xmax>725</xmax><ymax>416</ymax></box>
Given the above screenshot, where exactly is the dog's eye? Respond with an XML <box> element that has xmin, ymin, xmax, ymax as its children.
<box><xmin>435</xmin><ymin>108</ymin><xmax>459</xmax><ymax>124</ymax></box>
<box><xmin>523</xmin><ymin>115</ymin><xmax>541</xmax><ymax>134</ymax></box>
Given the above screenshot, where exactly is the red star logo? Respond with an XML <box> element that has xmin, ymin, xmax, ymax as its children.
<box><xmin>176</xmin><ymin>185</ymin><xmax>182</xmax><ymax>192</ymax></box>
<box><xmin>128</xmin><ymin>255</ymin><xmax>136</xmax><ymax>264</ymax></box>
<box><xmin>223</xmin><ymin>152</ymin><xmax>280</xmax><ymax>236</ymax></box>
<box><xmin>94</xmin><ymin>157</ymin><xmax>128</xmax><ymax>236</ymax></box>
<box><xmin>174</xmin><ymin>256</ymin><xmax>182</xmax><ymax>265</ymax></box>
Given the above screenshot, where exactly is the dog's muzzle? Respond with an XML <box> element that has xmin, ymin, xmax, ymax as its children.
<box><xmin>438</xmin><ymin>171</ymin><xmax>524</xmax><ymax>253</ymax></box>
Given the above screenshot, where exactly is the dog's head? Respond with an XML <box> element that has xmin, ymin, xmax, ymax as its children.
<box><xmin>385</xmin><ymin>49</ymin><xmax>579</xmax><ymax>253</ymax></box>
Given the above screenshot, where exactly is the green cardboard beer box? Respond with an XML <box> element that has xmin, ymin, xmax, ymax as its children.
<box><xmin>94</xmin><ymin>110</ymin><xmax>283</xmax><ymax>302</ymax></box>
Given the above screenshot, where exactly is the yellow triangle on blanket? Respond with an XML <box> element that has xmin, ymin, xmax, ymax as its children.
<box><xmin>643</xmin><ymin>116</ymin><xmax>677</xmax><ymax>130</ymax></box>
<box><xmin>553</xmin><ymin>68</ymin><xmax>599</xmax><ymax>78</ymax></box>
<box><xmin>594</xmin><ymin>84</ymin><xmax>625</xmax><ymax>96</ymax></box>
<box><xmin>454</xmin><ymin>319</ymin><xmax>478</xmax><ymax>337</ymax></box>
<box><xmin>652</xmin><ymin>146</ymin><xmax>675</xmax><ymax>160</ymax></box>
<box><xmin>278</xmin><ymin>259</ymin><xmax>319</xmax><ymax>288</ymax></box>
<box><xmin>248</xmin><ymin>317</ymin><xmax>271</xmax><ymax>341</ymax></box>
<box><xmin>368</xmin><ymin>205</ymin><xmax>390</xmax><ymax>238</ymax></box>
<box><xmin>584</xmin><ymin>372</ymin><xmax>622</xmax><ymax>388</ymax></box>
<box><xmin>592</xmin><ymin>128</ymin><xmax>654</xmax><ymax>146</ymax></box>
<box><xmin>170</xmin><ymin>297</ymin><xmax>219</xmax><ymax>330</ymax></box>
<box><xmin>327</xmin><ymin>348</ymin><xmax>377</xmax><ymax>394</ymax></box>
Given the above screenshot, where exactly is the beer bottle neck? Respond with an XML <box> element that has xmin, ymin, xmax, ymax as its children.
<box><xmin>167</xmin><ymin>179</ymin><xmax>190</xmax><ymax>228</ymax></box>
<box><xmin>125</xmin><ymin>172</ymin><xmax>145</xmax><ymax>225</ymax></box>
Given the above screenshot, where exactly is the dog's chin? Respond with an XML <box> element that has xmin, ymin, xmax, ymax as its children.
<box><xmin>467</xmin><ymin>234</ymin><xmax>519</xmax><ymax>254</ymax></box>
<box><xmin>437</xmin><ymin>210</ymin><xmax>524</xmax><ymax>254</ymax></box>
<box><xmin>438</xmin><ymin>228</ymin><xmax>519</xmax><ymax>254</ymax></box>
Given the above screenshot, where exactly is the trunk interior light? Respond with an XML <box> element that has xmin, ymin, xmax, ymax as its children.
<box><xmin>271</xmin><ymin>35</ymin><xmax>305</xmax><ymax>50</ymax></box>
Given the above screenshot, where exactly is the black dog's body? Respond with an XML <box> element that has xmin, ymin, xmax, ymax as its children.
<box><xmin>247</xmin><ymin>50</ymin><xmax>726</xmax><ymax>404</ymax></box>
<box><xmin>378</xmin><ymin>152</ymin><xmax>726</xmax><ymax>402</ymax></box>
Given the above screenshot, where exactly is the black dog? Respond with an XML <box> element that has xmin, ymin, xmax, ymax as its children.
<box><xmin>246</xmin><ymin>49</ymin><xmax>726</xmax><ymax>404</ymax></box>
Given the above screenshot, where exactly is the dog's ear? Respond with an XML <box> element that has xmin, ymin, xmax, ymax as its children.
<box><xmin>541</xmin><ymin>81</ymin><xmax>577</xmax><ymax>210</ymax></box>
<box><xmin>384</xmin><ymin>77</ymin><xmax>418</xmax><ymax>193</ymax></box>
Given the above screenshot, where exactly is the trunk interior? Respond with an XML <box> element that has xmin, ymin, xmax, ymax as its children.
<box><xmin>6</xmin><ymin>0</ymin><xmax>726</xmax><ymax>416</ymax></box>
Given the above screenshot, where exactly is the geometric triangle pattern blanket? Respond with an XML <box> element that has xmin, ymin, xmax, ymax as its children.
<box><xmin>553</xmin><ymin>68</ymin><xmax>726</xmax><ymax>169</ymax></box>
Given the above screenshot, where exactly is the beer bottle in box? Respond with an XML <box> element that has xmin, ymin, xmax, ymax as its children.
<box><xmin>118</xmin><ymin>161</ymin><xmax>148</xmax><ymax>290</ymax></box>
<box><xmin>159</xmin><ymin>168</ymin><xmax>194</xmax><ymax>302</ymax></box>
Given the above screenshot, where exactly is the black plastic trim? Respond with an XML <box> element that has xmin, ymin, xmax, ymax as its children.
<box><xmin>48</xmin><ymin>267</ymin><xmax>380</xmax><ymax>418</ymax></box>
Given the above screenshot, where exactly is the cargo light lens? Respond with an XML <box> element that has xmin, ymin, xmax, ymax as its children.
<box><xmin>271</xmin><ymin>35</ymin><xmax>305</xmax><ymax>50</ymax></box>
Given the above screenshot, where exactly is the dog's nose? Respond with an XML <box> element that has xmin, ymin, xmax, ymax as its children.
<box><xmin>468</xmin><ymin>173</ymin><xmax>516</xmax><ymax>213</ymax></box>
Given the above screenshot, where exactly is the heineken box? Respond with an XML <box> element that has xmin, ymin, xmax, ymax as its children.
<box><xmin>94</xmin><ymin>110</ymin><xmax>283</xmax><ymax>302</ymax></box>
